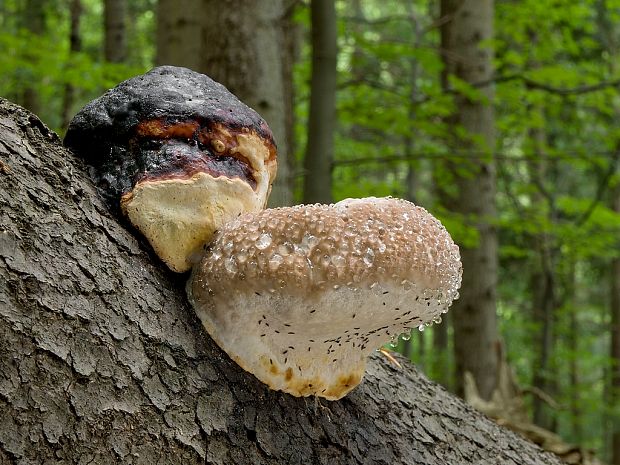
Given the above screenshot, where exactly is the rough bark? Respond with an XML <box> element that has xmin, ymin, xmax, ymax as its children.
<box><xmin>200</xmin><ymin>0</ymin><xmax>294</xmax><ymax>206</ymax></box>
<box><xmin>104</xmin><ymin>0</ymin><xmax>127</xmax><ymax>63</ymax></box>
<box><xmin>302</xmin><ymin>0</ymin><xmax>336</xmax><ymax>204</ymax></box>
<box><xmin>0</xmin><ymin>98</ymin><xmax>564</xmax><ymax>464</ymax></box>
<box><xmin>440</xmin><ymin>0</ymin><xmax>499</xmax><ymax>400</ymax></box>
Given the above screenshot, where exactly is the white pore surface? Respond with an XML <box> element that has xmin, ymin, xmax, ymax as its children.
<box><xmin>191</xmin><ymin>279</ymin><xmax>448</xmax><ymax>400</ymax></box>
<box><xmin>122</xmin><ymin>172</ymin><xmax>265</xmax><ymax>272</ymax></box>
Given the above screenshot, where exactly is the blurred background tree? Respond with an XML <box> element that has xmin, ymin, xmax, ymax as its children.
<box><xmin>2</xmin><ymin>0</ymin><xmax>620</xmax><ymax>462</ymax></box>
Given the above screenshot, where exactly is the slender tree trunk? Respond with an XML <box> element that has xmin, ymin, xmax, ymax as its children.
<box><xmin>611</xmin><ymin>182</ymin><xmax>620</xmax><ymax>465</ymax></box>
<box><xmin>567</xmin><ymin>262</ymin><xmax>581</xmax><ymax>442</ymax></box>
<box><xmin>60</xmin><ymin>0</ymin><xmax>82</xmax><ymax>132</ymax></box>
<box><xmin>530</xmin><ymin>247</ymin><xmax>556</xmax><ymax>430</ymax></box>
<box><xmin>440</xmin><ymin>0</ymin><xmax>499</xmax><ymax>400</ymax></box>
<box><xmin>417</xmin><ymin>328</ymin><xmax>426</xmax><ymax>370</ymax></box>
<box><xmin>0</xmin><ymin>98</ymin><xmax>564</xmax><ymax>465</ymax></box>
<box><xmin>403</xmin><ymin>10</ymin><xmax>421</xmax><ymax>204</ymax></box>
<box><xmin>432</xmin><ymin>313</ymin><xmax>451</xmax><ymax>388</ymax></box>
<box><xmin>21</xmin><ymin>0</ymin><xmax>46</xmax><ymax>116</ymax></box>
<box><xmin>411</xmin><ymin>0</ymin><xmax>452</xmax><ymax>390</ymax></box>
<box><xmin>155</xmin><ymin>0</ymin><xmax>202</xmax><ymax>70</ymax></box>
<box><xmin>596</xmin><ymin>3</ymin><xmax>620</xmax><ymax>461</ymax></box>
<box><xmin>405</xmin><ymin>63</ymin><xmax>420</xmax><ymax>361</ymax></box>
<box><xmin>527</xmin><ymin>108</ymin><xmax>557</xmax><ymax>431</ymax></box>
<box><xmin>404</xmin><ymin>166</ymin><xmax>418</xmax><ymax>361</ymax></box>
<box><xmin>279</xmin><ymin>3</ymin><xmax>299</xmax><ymax>206</ymax></box>
<box><xmin>302</xmin><ymin>0</ymin><xmax>337</xmax><ymax>204</ymax></box>
<box><xmin>200</xmin><ymin>0</ymin><xmax>294</xmax><ymax>206</ymax></box>
<box><xmin>104</xmin><ymin>0</ymin><xmax>127</xmax><ymax>63</ymax></box>
<box><xmin>523</xmin><ymin>29</ymin><xmax>559</xmax><ymax>432</ymax></box>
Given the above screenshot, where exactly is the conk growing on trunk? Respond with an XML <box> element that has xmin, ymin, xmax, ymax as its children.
<box><xmin>65</xmin><ymin>66</ymin><xmax>462</xmax><ymax>400</ymax></box>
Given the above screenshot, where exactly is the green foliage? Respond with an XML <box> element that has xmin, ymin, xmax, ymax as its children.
<box><xmin>0</xmin><ymin>0</ymin><xmax>152</xmax><ymax>133</ymax></box>
<box><xmin>3</xmin><ymin>0</ymin><xmax>620</xmax><ymax>460</ymax></box>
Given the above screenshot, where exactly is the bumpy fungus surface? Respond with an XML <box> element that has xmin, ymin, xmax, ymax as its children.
<box><xmin>64</xmin><ymin>66</ymin><xmax>277</xmax><ymax>272</ymax></box>
<box><xmin>189</xmin><ymin>197</ymin><xmax>462</xmax><ymax>400</ymax></box>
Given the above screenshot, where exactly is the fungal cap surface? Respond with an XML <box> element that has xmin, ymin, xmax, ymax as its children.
<box><xmin>64</xmin><ymin>66</ymin><xmax>275</xmax><ymax>166</ymax></box>
<box><xmin>189</xmin><ymin>197</ymin><xmax>462</xmax><ymax>399</ymax></box>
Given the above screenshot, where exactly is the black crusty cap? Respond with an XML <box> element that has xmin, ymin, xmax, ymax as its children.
<box><xmin>64</xmin><ymin>66</ymin><xmax>274</xmax><ymax>163</ymax></box>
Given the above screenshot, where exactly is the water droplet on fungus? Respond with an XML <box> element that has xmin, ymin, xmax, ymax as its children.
<box><xmin>256</xmin><ymin>233</ymin><xmax>272</xmax><ymax>250</ymax></box>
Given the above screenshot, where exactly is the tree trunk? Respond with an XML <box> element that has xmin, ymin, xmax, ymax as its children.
<box><xmin>104</xmin><ymin>0</ymin><xmax>127</xmax><ymax>63</ymax></box>
<box><xmin>527</xmin><ymin>115</ymin><xmax>557</xmax><ymax>431</ymax></box>
<box><xmin>0</xmin><ymin>98</ymin><xmax>565</xmax><ymax>465</ymax></box>
<box><xmin>432</xmin><ymin>314</ymin><xmax>451</xmax><ymax>389</ymax></box>
<box><xmin>155</xmin><ymin>0</ymin><xmax>202</xmax><ymax>70</ymax></box>
<box><xmin>594</xmin><ymin>4</ymin><xmax>620</xmax><ymax>459</ymax></box>
<box><xmin>530</xmin><ymin>257</ymin><xmax>555</xmax><ymax>430</ymax></box>
<box><xmin>302</xmin><ymin>0</ymin><xmax>336</xmax><ymax>204</ymax></box>
<box><xmin>60</xmin><ymin>0</ymin><xmax>82</xmax><ymax>132</ymax></box>
<box><xmin>611</xmin><ymin>182</ymin><xmax>620</xmax><ymax>465</ymax></box>
<box><xmin>199</xmin><ymin>0</ymin><xmax>294</xmax><ymax>206</ymax></box>
<box><xmin>401</xmin><ymin>158</ymin><xmax>416</xmax><ymax>363</ymax></box>
<box><xmin>567</xmin><ymin>263</ymin><xmax>581</xmax><ymax>443</ymax></box>
<box><xmin>21</xmin><ymin>0</ymin><xmax>46</xmax><ymax>116</ymax></box>
<box><xmin>279</xmin><ymin>4</ymin><xmax>299</xmax><ymax>206</ymax></box>
<box><xmin>156</xmin><ymin>0</ymin><xmax>295</xmax><ymax>206</ymax></box>
<box><xmin>440</xmin><ymin>0</ymin><xmax>499</xmax><ymax>400</ymax></box>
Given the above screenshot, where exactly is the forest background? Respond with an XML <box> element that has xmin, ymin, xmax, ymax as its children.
<box><xmin>1</xmin><ymin>0</ymin><xmax>620</xmax><ymax>462</ymax></box>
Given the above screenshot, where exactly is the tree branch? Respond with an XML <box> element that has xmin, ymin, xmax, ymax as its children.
<box><xmin>332</xmin><ymin>151</ymin><xmax>614</xmax><ymax>166</ymax></box>
<box><xmin>575</xmin><ymin>146</ymin><xmax>620</xmax><ymax>226</ymax></box>
<box><xmin>338</xmin><ymin>72</ymin><xmax>620</xmax><ymax>101</ymax></box>
<box><xmin>342</xmin><ymin>14</ymin><xmax>414</xmax><ymax>26</ymax></box>
<box><xmin>477</xmin><ymin>74</ymin><xmax>620</xmax><ymax>95</ymax></box>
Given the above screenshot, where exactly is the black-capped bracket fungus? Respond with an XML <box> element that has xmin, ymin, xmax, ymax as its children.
<box><xmin>188</xmin><ymin>197</ymin><xmax>462</xmax><ymax>400</ymax></box>
<box><xmin>64</xmin><ymin>65</ymin><xmax>277</xmax><ymax>272</ymax></box>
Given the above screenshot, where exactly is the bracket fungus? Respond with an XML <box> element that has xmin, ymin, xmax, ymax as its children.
<box><xmin>65</xmin><ymin>68</ymin><xmax>462</xmax><ymax>400</ymax></box>
<box><xmin>64</xmin><ymin>66</ymin><xmax>277</xmax><ymax>272</ymax></box>
<box><xmin>189</xmin><ymin>197</ymin><xmax>462</xmax><ymax>400</ymax></box>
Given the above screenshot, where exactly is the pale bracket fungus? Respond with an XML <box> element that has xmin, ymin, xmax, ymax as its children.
<box><xmin>189</xmin><ymin>197</ymin><xmax>462</xmax><ymax>400</ymax></box>
<box><xmin>65</xmin><ymin>67</ymin><xmax>462</xmax><ymax>401</ymax></box>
